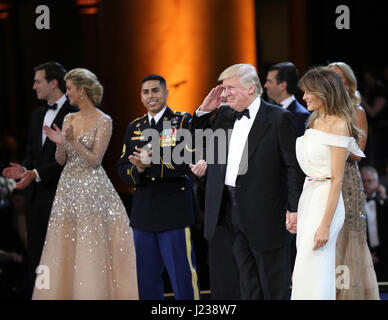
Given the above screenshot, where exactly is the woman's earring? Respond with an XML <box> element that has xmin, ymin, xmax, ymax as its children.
<box><xmin>80</xmin><ymin>93</ymin><xmax>83</xmax><ymax>100</ymax></box>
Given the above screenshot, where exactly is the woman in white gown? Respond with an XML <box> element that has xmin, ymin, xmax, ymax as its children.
<box><xmin>291</xmin><ymin>67</ymin><xmax>365</xmax><ymax>300</ymax></box>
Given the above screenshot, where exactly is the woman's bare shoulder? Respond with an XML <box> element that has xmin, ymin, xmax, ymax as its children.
<box><xmin>326</xmin><ymin>117</ymin><xmax>349</xmax><ymax>136</ymax></box>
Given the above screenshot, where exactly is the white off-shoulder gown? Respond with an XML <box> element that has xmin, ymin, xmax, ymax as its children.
<box><xmin>291</xmin><ymin>129</ymin><xmax>365</xmax><ymax>300</ymax></box>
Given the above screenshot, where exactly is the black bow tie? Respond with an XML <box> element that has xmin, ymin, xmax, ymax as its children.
<box><xmin>235</xmin><ymin>109</ymin><xmax>250</xmax><ymax>120</ymax></box>
<box><xmin>45</xmin><ymin>103</ymin><xmax>57</xmax><ymax>111</ymax></box>
<box><xmin>366</xmin><ymin>195</ymin><xmax>376</xmax><ymax>202</ymax></box>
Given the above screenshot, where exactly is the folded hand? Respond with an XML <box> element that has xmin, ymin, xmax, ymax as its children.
<box><xmin>286</xmin><ymin>211</ymin><xmax>297</xmax><ymax>234</ymax></box>
<box><xmin>189</xmin><ymin>160</ymin><xmax>207</xmax><ymax>178</ymax></box>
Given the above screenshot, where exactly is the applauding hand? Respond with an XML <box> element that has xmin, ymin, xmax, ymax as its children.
<box><xmin>129</xmin><ymin>147</ymin><xmax>152</xmax><ymax>173</ymax></box>
<box><xmin>43</xmin><ymin>123</ymin><xmax>64</xmax><ymax>145</ymax></box>
<box><xmin>64</xmin><ymin>124</ymin><xmax>75</xmax><ymax>142</ymax></box>
<box><xmin>2</xmin><ymin>162</ymin><xmax>36</xmax><ymax>190</ymax></box>
<box><xmin>2</xmin><ymin>162</ymin><xmax>25</xmax><ymax>180</ymax></box>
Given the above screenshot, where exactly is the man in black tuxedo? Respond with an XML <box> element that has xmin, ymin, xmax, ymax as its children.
<box><xmin>191</xmin><ymin>64</ymin><xmax>304</xmax><ymax>299</ymax></box>
<box><xmin>264</xmin><ymin>62</ymin><xmax>310</xmax><ymax>137</ymax></box>
<box><xmin>2</xmin><ymin>62</ymin><xmax>78</xmax><ymax>297</ymax></box>
<box><xmin>362</xmin><ymin>166</ymin><xmax>388</xmax><ymax>282</ymax></box>
<box><xmin>264</xmin><ymin>62</ymin><xmax>310</xmax><ymax>284</ymax></box>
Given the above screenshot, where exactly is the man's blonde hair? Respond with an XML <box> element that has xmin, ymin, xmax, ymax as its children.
<box><xmin>218</xmin><ymin>64</ymin><xmax>263</xmax><ymax>96</ymax></box>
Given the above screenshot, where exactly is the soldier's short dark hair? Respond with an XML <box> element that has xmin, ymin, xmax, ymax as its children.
<box><xmin>34</xmin><ymin>61</ymin><xmax>67</xmax><ymax>93</ymax></box>
<box><xmin>141</xmin><ymin>74</ymin><xmax>167</xmax><ymax>89</ymax></box>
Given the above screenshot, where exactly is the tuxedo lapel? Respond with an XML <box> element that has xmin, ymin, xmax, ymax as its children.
<box><xmin>51</xmin><ymin>100</ymin><xmax>71</xmax><ymax>129</ymax></box>
<box><xmin>287</xmin><ymin>100</ymin><xmax>296</xmax><ymax>114</ymax></box>
<box><xmin>42</xmin><ymin>100</ymin><xmax>70</xmax><ymax>150</ymax></box>
<box><xmin>247</xmin><ymin>99</ymin><xmax>271</xmax><ymax>161</ymax></box>
<box><xmin>36</xmin><ymin>107</ymin><xmax>47</xmax><ymax>153</ymax></box>
<box><xmin>216</xmin><ymin>107</ymin><xmax>235</xmax><ymax>180</ymax></box>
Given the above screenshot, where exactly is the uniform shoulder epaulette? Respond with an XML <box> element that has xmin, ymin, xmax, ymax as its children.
<box><xmin>173</xmin><ymin>111</ymin><xmax>191</xmax><ymax>117</ymax></box>
<box><xmin>129</xmin><ymin>114</ymin><xmax>147</xmax><ymax>125</ymax></box>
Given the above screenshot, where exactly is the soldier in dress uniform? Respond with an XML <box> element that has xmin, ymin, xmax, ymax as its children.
<box><xmin>117</xmin><ymin>74</ymin><xmax>200</xmax><ymax>300</ymax></box>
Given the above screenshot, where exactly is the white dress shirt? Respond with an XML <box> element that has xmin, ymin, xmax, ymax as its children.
<box><xmin>35</xmin><ymin>94</ymin><xmax>67</xmax><ymax>182</ymax></box>
<box><xmin>148</xmin><ymin>106</ymin><xmax>167</xmax><ymax>126</ymax></box>
<box><xmin>279</xmin><ymin>95</ymin><xmax>295</xmax><ymax>110</ymax></box>
<box><xmin>42</xmin><ymin>94</ymin><xmax>67</xmax><ymax>145</ymax></box>
<box><xmin>365</xmin><ymin>196</ymin><xmax>380</xmax><ymax>248</ymax></box>
<box><xmin>225</xmin><ymin>96</ymin><xmax>261</xmax><ymax>186</ymax></box>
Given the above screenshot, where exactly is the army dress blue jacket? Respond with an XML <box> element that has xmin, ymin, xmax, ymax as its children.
<box><xmin>117</xmin><ymin>107</ymin><xmax>197</xmax><ymax>232</ymax></box>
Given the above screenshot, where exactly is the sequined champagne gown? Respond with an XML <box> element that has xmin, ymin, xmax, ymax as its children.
<box><xmin>33</xmin><ymin>113</ymin><xmax>138</xmax><ymax>300</ymax></box>
<box><xmin>335</xmin><ymin>160</ymin><xmax>379</xmax><ymax>299</ymax></box>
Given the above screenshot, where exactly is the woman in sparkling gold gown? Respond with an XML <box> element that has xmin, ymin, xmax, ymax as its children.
<box><xmin>32</xmin><ymin>68</ymin><xmax>138</xmax><ymax>300</ymax></box>
<box><xmin>329</xmin><ymin>62</ymin><xmax>379</xmax><ymax>300</ymax></box>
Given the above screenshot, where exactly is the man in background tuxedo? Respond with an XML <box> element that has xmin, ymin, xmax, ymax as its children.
<box><xmin>264</xmin><ymin>62</ymin><xmax>310</xmax><ymax>137</ymax></box>
<box><xmin>191</xmin><ymin>64</ymin><xmax>304</xmax><ymax>299</ymax></box>
<box><xmin>2</xmin><ymin>62</ymin><xmax>78</xmax><ymax>297</ymax></box>
<box><xmin>362</xmin><ymin>166</ymin><xmax>388</xmax><ymax>282</ymax></box>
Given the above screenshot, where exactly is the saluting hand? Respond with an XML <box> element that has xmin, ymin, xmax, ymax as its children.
<box><xmin>199</xmin><ymin>85</ymin><xmax>224</xmax><ymax>112</ymax></box>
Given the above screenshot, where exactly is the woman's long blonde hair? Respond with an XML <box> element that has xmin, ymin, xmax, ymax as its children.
<box><xmin>299</xmin><ymin>66</ymin><xmax>363</xmax><ymax>142</ymax></box>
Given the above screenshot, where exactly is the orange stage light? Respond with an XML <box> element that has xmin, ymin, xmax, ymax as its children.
<box><xmin>0</xmin><ymin>2</ymin><xmax>11</xmax><ymax>19</ymax></box>
<box><xmin>76</xmin><ymin>0</ymin><xmax>99</xmax><ymax>6</ymax></box>
<box><xmin>76</xmin><ymin>0</ymin><xmax>99</xmax><ymax>14</ymax></box>
<box><xmin>110</xmin><ymin>0</ymin><xmax>257</xmax><ymax>114</ymax></box>
<box><xmin>79</xmin><ymin>7</ymin><xmax>98</xmax><ymax>15</ymax></box>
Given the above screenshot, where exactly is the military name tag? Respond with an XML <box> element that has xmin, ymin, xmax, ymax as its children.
<box><xmin>131</xmin><ymin>136</ymin><xmax>145</xmax><ymax>141</ymax></box>
<box><xmin>160</xmin><ymin>128</ymin><xmax>177</xmax><ymax>147</ymax></box>
<box><xmin>171</xmin><ymin>116</ymin><xmax>180</xmax><ymax>127</ymax></box>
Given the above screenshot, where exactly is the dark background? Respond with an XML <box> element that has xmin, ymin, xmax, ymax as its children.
<box><xmin>1</xmin><ymin>0</ymin><xmax>387</xmax><ymax>185</ymax></box>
